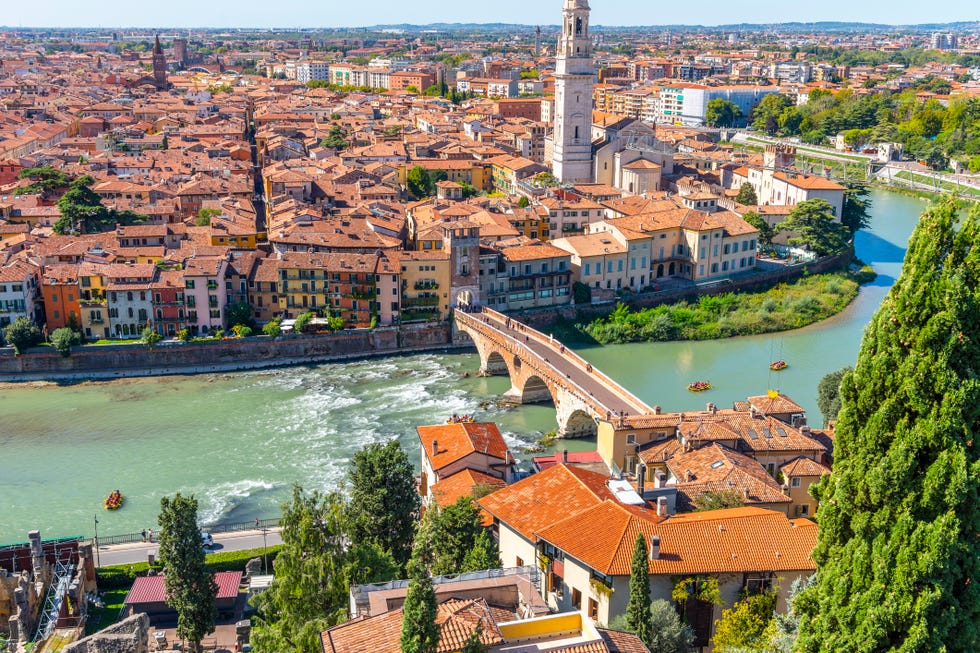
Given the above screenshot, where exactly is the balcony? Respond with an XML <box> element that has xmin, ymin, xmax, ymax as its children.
<box><xmin>403</xmin><ymin>296</ymin><xmax>441</xmax><ymax>307</ymax></box>
<box><xmin>414</xmin><ymin>281</ymin><xmax>440</xmax><ymax>290</ymax></box>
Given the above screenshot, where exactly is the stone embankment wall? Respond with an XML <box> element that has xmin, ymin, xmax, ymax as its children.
<box><xmin>0</xmin><ymin>324</ymin><xmax>457</xmax><ymax>382</ymax></box>
<box><xmin>515</xmin><ymin>250</ymin><xmax>855</xmax><ymax>329</ymax></box>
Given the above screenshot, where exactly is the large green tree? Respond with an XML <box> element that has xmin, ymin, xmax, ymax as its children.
<box><xmin>625</xmin><ymin>534</ymin><xmax>652</xmax><ymax>647</ymax></box>
<box><xmin>742</xmin><ymin>211</ymin><xmax>775</xmax><ymax>249</ymax></box>
<box><xmin>345</xmin><ymin>440</ymin><xmax>420</xmax><ymax>570</ymax></box>
<box><xmin>841</xmin><ymin>183</ymin><xmax>872</xmax><ymax>236</ymax></box>
<box><xmin>816</xmin><ymin>366</ymin><xmax>852</xmax><ymax>426</ymax></box>
<box><xmin>750</xmin><ymin>94</ymin><xmax>793</xmax><ymax>134</ymax></box>
<box><xmin>705</xmin><ymin>98</ymin><xmax>743</xmax><ymax>128</ymax></box>
<box><xmin>400</xmin><ymin>541</ymin><xmax>440</xmax><ymax>653</ymax></box>
<box><xmin>779</xmin><ymin>199</ymin><xmax>851</xmax><ymax>256</ymax></box>
<box><xmin>420</xmin><ymin>497</ymin><xmax>500</xmax><ymax>576</ymax></box>
<box><xmin>252</xmin><ymin>485</ymin><xmax>386</xmax><ymax>653</ymax></box>
<box><xmin>157</xmin><ymin>494</ymin><xmax>218</xmax><ymax>653</ymax></box>
<box><xmin>3</xmin><ymin>317</ymin><xmax>42</xmax><ymax>354</ymax></box>
<box><xmin>796</xmin><ymin>197</ymin><xmax>980</xmax><ymax>652</ymax></box>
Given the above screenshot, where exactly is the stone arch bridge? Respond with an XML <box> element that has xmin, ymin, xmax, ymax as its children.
<box><xmin>454</xmin><ymin>307</ymin><xmax>653</xmax><ymax>438</ymax></box>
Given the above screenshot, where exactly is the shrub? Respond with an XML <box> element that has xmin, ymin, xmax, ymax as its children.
<box><xmin>50</xmin><ymin>327</ymin><xmax>82</xmax><ymax>357</ymax></box>
<box><xmin>262</xmin><ymin>319</ymin><xmax>282</xmax><ymax>338</ymax></box>
<box><xmin>177</xmin><ymin>328</ymin><xmax>191</xmax><ymax>342</ymax></box>
<box><xmin>294</xmin><ymin>312</ymin><xmax>314</xmax><ymax>334</ymax></box>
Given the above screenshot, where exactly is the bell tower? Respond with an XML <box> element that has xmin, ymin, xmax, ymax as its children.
<box><xmin>551</xmin><ymin>0</ymin><xmax>595</xmax><ymax>184</ymax></box>
<box><xmin>152</xmin><ymin>35</ymin><xmax>168</xmax><ymax>91</ymax></box>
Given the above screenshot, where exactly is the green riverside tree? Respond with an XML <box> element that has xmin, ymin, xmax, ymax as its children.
<box><xmin>50</xmin><ymin>327</ymin><xmax>81</xmax><ymax>357</ymax></box>
<box><xmin>400</xmin><ymin>541</ymin><xmax>440</xmax><ymax>653</ymax></box>
<box><xmin>796</xmin><ymin>197</ymin><xmax>980</xmax><ymax>653</ymax></box>
<box><xmin>779</xmin><ymin>199</ymin><xmax>850</xmax><ymax>256</ymax></box>
<box><xmin>422</xmin><ymin>497</ymin><xmax>500</xmax><ymax>575</ymax></box>
<box><xmin>345</xmin><ymin>440</ymin><xmax>420</xmax><ymax>570</ymax></box>
<box><xmin>3</xmin><ymin>317</ymin><xmax>43</xmax><ymax>354</ymax></box>
<box><xmin>815</xmin><ymin>366</ymin><xmax>852</xmax><ymax>426</ymax></box>
<box><xmin>625</xmin><ymin>533</ymin><xmax>653</xmax><ymax>647</ymax></box>
<box><xmin>141</xmin><ymin>327</ymin><xmax>162</xmax><ymax>349</ymax></box>
<box><xmin>841</xmin><ymin>183</ymin><xmax>872</xmax><ymax>235</ymax></box>
<box><xmin>157</xmin><ymin>494</ymin><xmax>218</xmax><ymax>653</ymax></box>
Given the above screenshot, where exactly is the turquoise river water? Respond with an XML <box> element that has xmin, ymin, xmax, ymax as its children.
<box><xmin>0</xmin><ymin>189</ymin><xmax>927</xmax><ymax>542</ymax></box>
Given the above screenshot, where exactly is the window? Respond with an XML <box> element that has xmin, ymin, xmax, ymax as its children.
<box><xmin>516</xmin><ymin>556</ymin><xmax>524</xmax><ymax>568</ymax></box>
<box><xmin>589</xmin><ymin>598</ymin><xmax>599</xmax><ymax>620</ymax></box>
<box><xmin>186</xmin><ymin>280</ymin><xmax>195</xmax><ymax>289</ymax></box>
<box><xmin>572</xmin><ymin>588</ymin><xmax>582</xmax><ymax>609</ymax></box>
<box><xmin>626</xmin><ymin>433</ymin><xmax>637</xmax><ymax>445</ymax></box>
<box><xmin>791</xmin><ymin>477</ymin><xmax>801</xmax><ymax>488</ymax></box>
<box><xmin>799</xmin><ymin>504</ymin><xmax>810</xmax><ymax>516</ymax></box>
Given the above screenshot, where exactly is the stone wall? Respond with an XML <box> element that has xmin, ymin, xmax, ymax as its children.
<box><xmin>513</xmin><ymin>249</ymin><xmax>855</xmax><ymax>330</ymax></box>
<box><xmin>0</xmin><ymin>324</ymin><xmax>457</xmax><ymax>383</ymax></box>
<box><xmin>63</xmin><ymin>613</ymin><xmax>149</xmax><ymax>653</ymax></box>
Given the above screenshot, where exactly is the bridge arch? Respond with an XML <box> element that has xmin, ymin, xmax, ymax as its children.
<box><xmin>484</xmin><ymin>351</ymin><xmax>508</xmax><ymax>375</ymax></box>
<box><xmin>561</xmin><ymin>408</ymin><xmax>598</xmax><ymax>438</ymax></box>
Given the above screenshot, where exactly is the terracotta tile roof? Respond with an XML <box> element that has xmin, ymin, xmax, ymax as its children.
<box><xmin>747</xmin><ymin>393</ymin><xmax>805</xmax><ymax>415</ymax></box>
<box><xmin>478</xmin><ymin>464</ymin><xmax>615</xmax><ymax>543</ymax></box>
<box><xmin>430</xmin><ymin>469</ymin><xmax>506</xmax><ymax>520</ymax></box>
<box><xmin>666</xmin><ymin>443</ymin><xmax>791</xmax><ymax>509</ymax></box>
<box><xmin>538</xmin><ymin>504</ymin><xmax>816</xmax><ymax>578</ymax></box>
<box><xmin>418</xmin><ymin>422</ymin><xmax>511</xmax><ymax>472</ymax></box>
<box><xmin>780</xmin><ymin>456</ymin><xmax>831</xmax><ymax>478</ymax></box>
<box><xmin>321</xmin><ymin>597</ymin><xmax>501</xmax><ymax>653</ymax></box>
<box><xmin>597</xmin><ymin>629</ymin><xmax>653</xmax><ymax>653</ymax></box>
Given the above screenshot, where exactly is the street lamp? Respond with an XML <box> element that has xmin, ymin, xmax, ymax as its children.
<box><xmin>93</xmin><ymin>515</ymin><xmax>101</xmax><ymax>568</ymax></box>
<box><xmin>261</xmin><ymin>526</ymin><xmax>268</xmax><ymax>575</ymax></box>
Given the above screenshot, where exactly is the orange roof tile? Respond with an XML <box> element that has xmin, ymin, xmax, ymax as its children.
<box><xmin>418</xmin><ymin>422</ymin><xmax>511</xmax><ymax>471</ymax></box>
<box><xmin>478</xmin><ymin>464</ymin><xmax>615</xmax><ymax>543</ymax></box>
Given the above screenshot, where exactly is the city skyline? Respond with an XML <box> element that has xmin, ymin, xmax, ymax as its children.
<box><xmin>5</xmin><ymin>0</ymin><xmax>979</xmax><ymax>30</ymax></box>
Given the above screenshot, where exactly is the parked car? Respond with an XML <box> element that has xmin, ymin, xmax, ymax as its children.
<box><xmin>201</xmin><ymin>532</ymin><xmax>214</xmax><ymax>549</ymax></box>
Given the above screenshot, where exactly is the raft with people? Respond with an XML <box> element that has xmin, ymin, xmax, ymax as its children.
<box><xmin>104</xmin><ymin>490</ymin><xmax>124</xmax><ymax>511</ymax></box>
<box><xmin>687</xmin><ymin>381</ymin><xmax>712</xmax><ymax>392</ymax></box>
<box><xmin>769</xmin><ymin>360</ymin><xmax>789</xmax><ymax>371</ymax></box>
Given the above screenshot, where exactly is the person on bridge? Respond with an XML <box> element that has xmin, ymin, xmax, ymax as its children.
<box><xmin>586</xmin><ymin>363</ymin><xmax>592</xmax><ymax>372</ymax></box>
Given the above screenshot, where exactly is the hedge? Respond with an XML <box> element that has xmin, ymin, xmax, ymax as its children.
<box><xmin>96</xmin><ymin>545</ymin><xmax>283</xmax><ymax>590</ymax></box>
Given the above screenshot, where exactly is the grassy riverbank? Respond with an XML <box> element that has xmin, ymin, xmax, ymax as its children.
<box><xmin>577</xmin><ymin>272</ymin><xmax>869</xmax><ymax>345</ymax></box>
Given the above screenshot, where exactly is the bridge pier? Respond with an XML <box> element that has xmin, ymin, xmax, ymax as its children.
<box><xmin>555</xmin><ymin>389</ymin><xmax>599</xmax><ymax>439</ymax></box>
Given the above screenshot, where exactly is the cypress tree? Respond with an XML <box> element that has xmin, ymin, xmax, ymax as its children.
<box><xmin>797</xmin><ymin>198</ymin><xmax>980</xmax><ymax>652</ymax></box>
<box><xmin>625</xmin><ymin>533</ymin><xmax>652</xmax><ymax>647</ymax></box>
<box><xmin>400</xmin><ymin>543</ymin><xmax>440</xmax><ymax>653</ymax></box>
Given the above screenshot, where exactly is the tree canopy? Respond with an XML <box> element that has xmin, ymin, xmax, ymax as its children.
<box><xmin>779</xmin><ymin>199</ymin><xmax>851</xmax><ymax>256</ymax></box>
<box><xmin>3</xmin><ymin>317</ymin><xmax>42</xmax><ymax>354</ymax></box>
<box><xmin>705</xmin><ymin>98</ymin><xmax>743</xmax><ymax>128</ymax></box>
<box><xmin>400</xmin><ymin>540</ymin><xmax>440</xmax><ymax>653</ymax></box>
<box><xmin>815</xmin><ymin>367</ymin><xmax>852</xmax><ymax>426</ymax></box>
<box><xmin>54</xmin><ymin>175</ymin><xmax>148</xmax><ymax>234</ymax></box>
<box><xmin>742</xmin><ymin>211</ymin><xmax>775</xmax><ymax>249</ymax></box>
<box><xmin>797</xmin><ymin>197</ymin><xmax>980</xmax><ymax>653</ymax></box>
<box><xmin>157</xmin><ymin>494</ymin><xmax>218</xmax><ymax>653</ymax></box>
<box><xmin>735</xmin><ymin>183</ymin><xmax>758</xmax><ymax>206</ymax></box>
<box><xmin>345</xmin><ymin>440</ymin><xmax>420</xmax><ymax>570</ymax></box>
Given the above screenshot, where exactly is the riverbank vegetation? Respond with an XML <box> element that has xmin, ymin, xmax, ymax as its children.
<box><xmin>580</xmin><ymin>272</ymin><xmax>865</xmax><ymax>345</ymax></box>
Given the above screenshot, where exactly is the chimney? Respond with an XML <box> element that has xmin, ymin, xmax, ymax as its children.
<box><xmin>561</xmin><ymin>449</ymin><xmax>568</xmax><ymax>464</ymax></box>
<box><xmin>707</xmin><ymin>402</ymin><xmax>716</xmax><ymax>414</ymax></box>
<box><xmin>654</xmin><ymin>470</ymin><xmax>667</xmax><ymax>489</ymax></box>
<box><xmin>431</xmin><ymin>439</ymin><xmax>438</xmax><ymax>456</ymax></box>
<box><xmin>636</xmin><ymin>463</ymin><xmax>646</xmax><ymax>495</ymax></box>
<box><xmin>648</xmin><ymin>535</ymin><xmax>661</xmax><ymax>560</ymax></box>
<box><xmin>743</xmin><ymin>487</ymin><xmax>751</xmax><ymax>500</ymax></box>
<box><xmin>656</xmin><ymin>496</ymin><xmax>669</xmax><ymax>517</ymax></box>
<box><xmin>653</xmin><ymin>405</ymin><xmax>662</xmax><ymax>415</ymax></box>
<box><xmin>684</xmin><ymin>470</ymin><xmax>694</xmax><ymax>482</ymax></box>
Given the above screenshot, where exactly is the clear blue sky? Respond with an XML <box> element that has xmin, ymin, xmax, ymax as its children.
<box><xmin>6</xmin><ymin>0</ymin><xmax>976</xmax><ymax>29</ymax></box>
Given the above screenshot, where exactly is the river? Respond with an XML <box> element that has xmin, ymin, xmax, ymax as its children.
<box><xmin>0</xmin><ymin>189</ymin><xmax>928</xmax><ymax>543</ymax></box>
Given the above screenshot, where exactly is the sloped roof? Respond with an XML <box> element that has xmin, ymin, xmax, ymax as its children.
<box><xmin>478</xmin><ymin>464</ymin><xmax>615</xmax><ymax>543</ymax></box>
<box><xmin>418</xmin><ymin>422</ymin><xmax>511</xmax><ymax>471</ymax></box>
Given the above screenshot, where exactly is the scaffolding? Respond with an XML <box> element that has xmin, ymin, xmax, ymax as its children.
<box><xmin>31</xmin><ymin>544</ymin><xmax>76</xmax><ymax>644</ymax></box>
